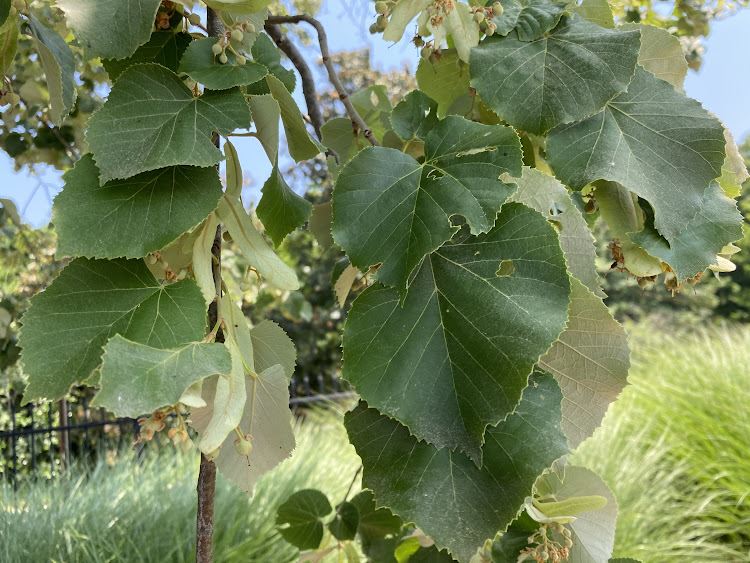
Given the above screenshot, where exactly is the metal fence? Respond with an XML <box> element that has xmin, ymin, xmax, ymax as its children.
<box><xmin>1</xmin><ymin>373</ymin><xmax>353</xmax><ymax>488</ymax></box>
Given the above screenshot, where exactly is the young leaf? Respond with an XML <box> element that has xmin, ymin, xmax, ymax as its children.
<box><xmin>191</xmin><ymin>363</ymin><xmax>295</xmax><ymax>493</ymax></box>
<box><xmin>470</xmin><ymin>16</ymin><xmax>640</xmax><ymax>135</ymax></box>
<box><xmin>391</xmin><ymin>90</ymin><xmax>439</xmax><ymax>141</ymax></box>
<box><xmin>416</xmin><ymin>49</ymin><xmax>470</xmax><ymax>118</ymax></box>
<box><xmin>216</xmin><ymin>194</ymin><xmax>300</xmax><ymax>290</ymax></box>
<box><xmin>28</xmin><ymin>15</ymin><xmax>76</xmax><ymax>125</ymax></box>
<box><xmin>329</xmin><ymin>501</ymin><xmax>359</xmax><ymax>541</ymax></box>
<box><xmin>342</xmin><ymin>203</ymin><xmax>569</xmax><ymax>461</ymax></box>
<box><xmin>103</xmin><ymin>31</ymin><xmax>193</xmax><ymax>81</ymax></box>
<box><xmin>349</xmin><ymin>490</ymin><xmax>402</xmax><ymax>549</ymax></box>
<box><xmin>546</xmin><ymin>68</ymin><xmax>733</xmax><ymax>277</ymax></box>
<box><xmin>86</xmin><ymin>64</ymin><xmax>252</xmax><ymax>183</ymax></box>
<box><xmin>54</xmin><ymin>154</ymin><xmax>223</xmax><ymax>259</ymax></box>
<box><xmin>509</xmin><ymin>167</ymin><xmax>602</xmax><ymax>296</ymax></box>
<box><xmin>20</xmin><ymin>258</ymin><xmax>206</xmax><ymax>401</ymax></box>
<box><xmin>332</xmin><ymin>116</ymin><xmax>522</xmax><ymax>294</ymax></box>
<box><xmin>256</xmin><ymin>165</ymin><xmax>312</xmax><ymax>247</ymax></box>
<box><xmin>94</xmin><ymin>335</ymin><xmax>231</xmax><ymax>417</ymax></box>
<box><xmin>345</xmin><ymin>371</ymin><xmax>569</xmax><ymax>563</ymax></box>
<box><xmin>248</xmin><ymin>320</ymin><xmax>296</xmax><ymax>380</ymax></box>
<box><xmin>179</xmin><ymin>38</ymin><xmax>267</xmax><ymax>90</ymax></box>
<box><xmin>266</xmin><ymin>74</ymin><xmax>322</xmax><ymax>162</ymax></box>
<box><xmin>57</xmin><ymin>0</ymin><xmax>161</xmax><ymax>60</ymax></box>
<box><xmin>277</xmin><ymin>489</ymin><xmax>333</xmax><ymax>550</ymax></box>
<box><xmin>539</xmin><ymin>278</ymin><xmax>630</xmax><ymax>449</ymax></box>
<box><xmin>623</xmin><ymin>23</ymin><xmax>688</xmax><ymax>89</ymax></box>
<box><xmin>0</xmin><ymin>14</ymin><xmax>18</xmax><ymax>74</ymax></box>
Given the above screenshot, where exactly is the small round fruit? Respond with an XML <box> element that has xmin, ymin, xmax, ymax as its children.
<box><xmin>219</xmin><ymin>53</ymin><xmax>228</xmax><ymax>64</ymax></box>
<box><xmin>369</xmin><ymin>22</ymin><xmax>379</xmax><ymax>34</ymax></box>
<box><xmin>231</xmin><ymin>29</ymin><xmax>244</xmax><ymax>42</ymax></box>
<box><xmin>236</xmin><ymin>55</ymin><xmax>246</xmax><ymax>65</ymax></box>
<box><xmin>243</xmin><ymin>22</ymin><xmax>256</xmax><ymax>33</ymax></box>
<box><xmin>493</xmin><ymin>2</ymin><xmax>504</xmax><ymax>16</ymax></box>
<box><xmin>375</xmin><ymin>1</ymin><xmax>389</xmax><ymax>14</ymax></box>
<box><xmin>486</xmin><ymin>22</ymin><xmax>497</xmax><ymax>35</ymax></box>
<box><xmin>474</xmin><ymin>11</ymin><xmax>485</xmax><ymax>23</ymax></box>
<box><xmin>211</xmin><ymin>42</ymin><xmax>223</xmax><ymax>56</ymax></box>
<box><xmin>187</xmin><ymin>13</ymin><xmax>202</xmax><ymax>26</ymax></box>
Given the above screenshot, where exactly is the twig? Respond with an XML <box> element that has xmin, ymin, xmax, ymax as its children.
<box><xmin>266</xmin><ymin>14</ymin><xmax>379</xmax><ymax>146</ymax></box>
<box><xmin>196</xmin><ymin>11</ymin><xmax>224</xmax><ymax>563</ymax></box>
<box><xmin>264</xmin><ymin>22</ymin><xmax>324</xmax><ymax>141</ymax></box>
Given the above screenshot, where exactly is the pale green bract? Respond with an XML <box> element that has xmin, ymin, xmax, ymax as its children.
<box><xmin>19</xmin><ymin>258</ymin><xmax>207</xmax><ymax>401</ymax></box>
<box><xmin>54</xmin><ymin>154</ymin><xmax>223</xmax><ymax>259</ymax></box>
<box><xmin>248</xmin><ymin>320</ymin><xmax>296</xmax><ymax>380</ymax></box>
<box><xmin>342</xmin><ymin>203</ymin><xmax>570</xmax><ymax>462</ymax></box>
<box><xmin>332</xmin><ymin>116</ymin><xmax>522</xmax><ymax>294</ymax></box>
<box><xmin>28</xmin><ymin>15</ymin><xmax>76</xmax><ymax>125</ymax></box>
<box><xmin>265</xmin><ymin>74</ymin><xmax>322</xmax><ymax>162</ymax></box>
<box><xmin>345</xmin><ymin>372</ymin><xmax>568</xmax><ymax>563</ymax></box>
<box><xmin>86</xmin><ymin>64</ymin><xmax>251</xmax><ymax>183</ymax></box>
<box><xmin>470</xmin><ymin>16</ymin><xmax>640</xmax><ymax>135</ymax></box>
<box><xmin>57</xmin><ymin>0</ymin><xmax>161</xmax><ymax>60</ymax></box>
<box><xmin>94</xmin><ymin>335</ymin><xmax>232</xmax><ymax>417</ymax></box>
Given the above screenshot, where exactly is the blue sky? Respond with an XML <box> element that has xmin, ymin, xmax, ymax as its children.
<box><xmin>2</xmin><ymin>3</ymin><xmax>749</xmax><ymax>227</ymax></box>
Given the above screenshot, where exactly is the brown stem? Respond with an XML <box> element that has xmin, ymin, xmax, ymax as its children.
<box><xmin>265</xmin><ymin>22</ymin><xmax>324</xmax><ymax>141</ymax></box>
<box><xmin>196</xmin><ymin>9</ymin><xmax>224</xmax><ymax>563</ymax></box>
<box><xmin>266</xmin><ymin>14</ymin><xmax>380</xmax><ymax>146</ymax></box>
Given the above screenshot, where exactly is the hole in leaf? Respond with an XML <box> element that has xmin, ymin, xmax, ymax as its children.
<box><xmin>427</xmin><ymin>168</ymin><xmax>444</xmax><ymax>180</ymax></box>
<box><xmin>496</xmin><ymin>260</ymin><xmax>515</xmax><ymax>277</ymax></box>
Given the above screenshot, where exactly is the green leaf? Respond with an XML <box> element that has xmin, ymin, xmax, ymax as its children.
<box><xmin>57</xmin><ymin>0</ymin><xmax>161</xmax><ymax>60</ymax></box>
<box><xmin>329</xmin><ymin>501</ymin><xmax>360</xmax><ymax>541</ymax></box>
<box><xmin>28</xmin><ymin>15</ymin><xmax>76</xmax><ymax>126</ymax></box>
<box><xmin>391</xmin><ymin>90</ymin><xmax>438</xmax><ymax>141</ymax></box>
<box><xmin>630</xmin><ymin>183</ymin><xmax>743</xmax><ymax>279</ymax></box>
<box><xmin>350</xmin><ymin>85</ymin><xmax>393</xmax><ymax>142</ymax></box>
<box><xmin>266</xmin><ymin>74</ymin><xmax>321</xmax><ymax>162</ymax></box>
<box><xmin>502</xmin><ymin>0</ymin><xmax>570</xmax><ymax>42</ymax></box>
<box><xmin>622</xmin><ymin>24</ymin><xmax>688</xmax><ymax>89</ymax></box>
<box><xmin>509</xmin><ymin>167</ymin><xmax>601</xmax><ymax>296</ymax></box>
<box><xmin>534</xmin><ymin>465</ymin><xmax>618</xmax><ymax>563</ymax></box>
<box><xmin>248</xmin><ymin>33</ymin><xmax>296</xmax><ymax>93</ymax></box>
<box><xmin>321</xmin><ymin>117</ymin><xmax>365</xmax><ymax>165</ymax></box>
<box><xmin>93</xmin><ymin>335</ymin><xmax>231</xmax><ymax>417</ymax></box>
<box><xmin>309</xmin><ymin>200</ymin><xmax>334</xmax><ymax>250</ymax></box>
<box><xmin>247</xmin><ymin>94</ymin><xmax>280</xmax><ymax>162</ymax></box>
<box><xmin>179</xmin><ymin>37</ymin><xmax>267</xmax><ymax>90</ymax></box>
<box><xmin>249</xmin><ymin>320</ymin><xmax>296</xmax><ymax>380</ymax></box>
<box><xmin>546</xmin><ymin>68</ymin><xmax>730</xmax><ymax>274</ymax></box>
<box><xmin>349</xmin><ymin>490</ymin><xmax>402</xmax><ymax>549</ymax></box>
<box><xmin>345</xmin><ymin>371</ymin><xmax>569</xmax><ymax>563</ymax></box>
<box><xmin>86</xmin><ymin>64</ymin><xmax>251</xmax><ymax>183</ymax></box>
<box><xmin>539</xmin><ymin>278</ymin><xmax>629</xmax><ymax>448</ymax></box>
<box><xmin>0</xmin><ymin>0</ymin><xmax>9</xmax><ymax>27</ymax></box>
<box><xmin>470</xmin><ymin>16</ymin><xmax>640</xmax><ymax>135</ymax></box>
<box><xmin>409</xmin><ymin>547</ymin><xmax>456</xmax><ymax>562</ymax></box>
<box><xmin>20</xmin><ymin>258</ymin><xmax>206</xmax><ymax>401</ymax></box>
<box><xmin>342</xmin><ymin>203</ymin><xmax>569</xmax><ymax>461</ymax></box>
<box><xmin>256</xmin><ymin>165</ymin><xmax>312</xmax><ymax>246</ymax></box>
<box><xmin>0</xmin><ymin>11</ymin><xmax>17</xmax><ymax>73</ymax></box>
<box><xmin>194</xmin><ymin>362</ymin><xmax>295</xmax><ymax>493</ymax></box>
<box><xmin>216</xmin><ymin>194</ymin><xmax>300</xmax><ymax>290</ymax></box>
<box><xmin>277</xmin><ymin>489</ymin><xmax>333</xmax><ymax>550</ymax></box>
<box><xmin>573</xmin><ymin>0</ymin><xmax>614</xmax><ymax>28</ymax></box>
<box><xmin>416</xmin><ymin>50</ymin><xmax>470</xmax><ymax>118</ymax></box>
<box><xmin>53</xmin><ymin>154</ymin><xmax>223</xmax><ymax>259</ymax></box>
<box><xmin>332</xmin><ymin>116</ymin><xmax>522</xmax><ymax>294</ymax></box>
<box><xmin>104</xmin><ymin>31</ymin><xmax>193</xmax><ymax>81</ymax></box>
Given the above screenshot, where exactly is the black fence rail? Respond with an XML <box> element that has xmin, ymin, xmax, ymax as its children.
<box><xmin>1</xmin><ymin>373</ymin><xmax>353</xmax><ymax>487</ymax></box>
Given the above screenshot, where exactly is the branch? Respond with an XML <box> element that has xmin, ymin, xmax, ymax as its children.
<box><xmin>266</xmin><ymin>14</ymin><xmax>379</xmax><ymax>146</ymax></box>
<box><xmin>264</xmin><ymin>22</ymin><xmax>324</xmax><ymax>141</ymax></box>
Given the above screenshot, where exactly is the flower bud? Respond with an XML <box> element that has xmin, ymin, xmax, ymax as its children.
<box><xmin>211</xmin><ymin>42</ymin><xmax>223</xmax><ymax>56</ymax></box>
<box><xmin>231</xmin><ymin>29</ymin><xmax>244</xmax><ymax>43</ymax></box>
<box><xmin>234</xmin><ymin>434</ymin><xmax>253</xmax><ymax>456</ymax></box>
<box><xmin>375</xmin><ymin>1</ymin><xmax>389</xmax><ymax>14</ymax></box>
<box><xmin>219</xmin><ymin>53</ymin><xmax>228</xmax><ymax>64</ymax></box>
<box><xmin>236</xmin><ymin>55</ymin><xmax>246</xmax><ymax>66</ymax></box>
<box><xmin>486</xmin><ymin>22</ymin><xmax>497</xmax><ymax>36</ymax></box>
<box><xmin>474</xmin><ymin>11</ymin><xmax>485</xmax><ymax>23</ymax></box>
<box><xmin>493</xmin><ymin>1</ymin><xmax>504</xmax><ymax>16</ymax></box>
